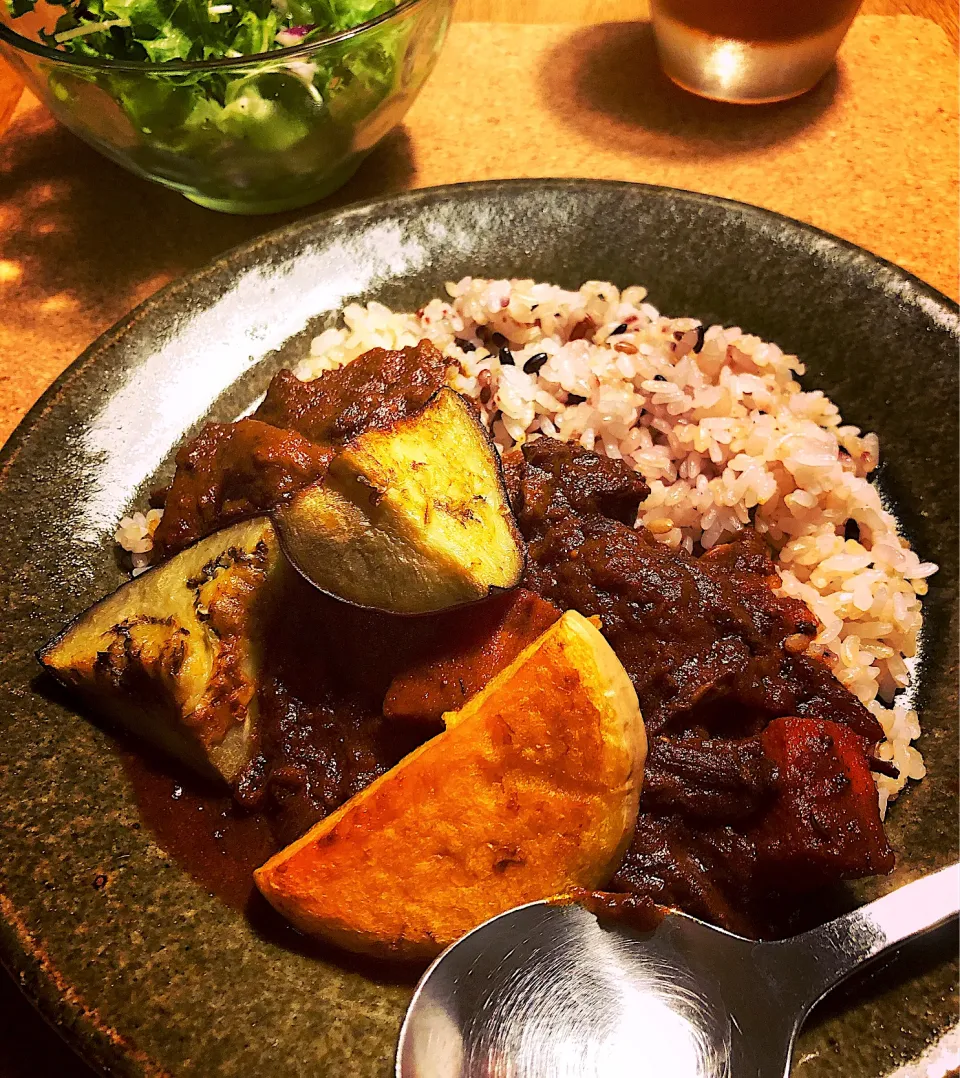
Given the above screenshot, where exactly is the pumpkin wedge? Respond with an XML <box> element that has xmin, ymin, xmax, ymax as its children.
<box><xmin>254</xmin><ymin>610</ymin><xmax>646</xmax><ymax>959</ymax></box>
<box><xmin>40</xmin><ymin>517</ymin><xmax>283</xmax><ymax>782</ymax></box>
<box><xmin>274</xmin><ymin>388</ymin><xmax>524</xmax><ymax>615</ymax></box>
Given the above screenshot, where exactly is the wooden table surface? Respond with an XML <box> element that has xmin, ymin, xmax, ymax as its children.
<box><xmin>1</xmin><ymin>2</ymin><xmax>957</xmax><ymax>1076</ymax></box>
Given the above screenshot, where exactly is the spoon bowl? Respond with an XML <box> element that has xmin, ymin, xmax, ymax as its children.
<box><xmin>397</xmin><ymin>864</ymin><xmax>959</xmax><ymax>1078</ymax></box>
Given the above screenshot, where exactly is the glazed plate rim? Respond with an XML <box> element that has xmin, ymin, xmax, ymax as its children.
<box><xmin>4</xmin><ymin>179</ymin><xmax>956</xmax><ymax>466</ymax></box>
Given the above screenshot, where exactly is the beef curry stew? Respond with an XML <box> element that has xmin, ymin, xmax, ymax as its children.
<box><xmin>46</xmin><ymin>341</ymin><xmax>897</xmax><ymax>951</ymax></box>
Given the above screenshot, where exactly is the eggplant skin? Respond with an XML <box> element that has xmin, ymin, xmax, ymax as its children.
<box><xmin>274</xmin><ymin>388</ymin><xmax>526</xmax><ymax>616</ymax></box>
<box><xmin>39</xmin><ymin>517</ymin><xmax>284</xmax><ymax>782</ymax></box>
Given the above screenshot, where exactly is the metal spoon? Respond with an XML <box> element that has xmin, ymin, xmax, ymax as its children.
<box><xmin>397</xmin><ymin>863</ymin><xmax>958</xmax><ymax>1078</ymax></box>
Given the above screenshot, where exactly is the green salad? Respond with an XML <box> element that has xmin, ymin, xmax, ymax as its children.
<box><xmin>9</xmin><ymin>0</ymin><xmax>397</xmax><ymax>61</ymax></box>
<box><xmin>6</xmin><ymin>0</ymin><xmax>418</xmax><ymax>210</ymax></box>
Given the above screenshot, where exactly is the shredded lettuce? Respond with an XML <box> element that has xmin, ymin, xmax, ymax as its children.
<box><xmin>7</xmin><ymin>0</ymin><xmax>407</xmax><ymax>209</ymax></box>
<box><xmin>15</xmin><ymin>0</ymin><xmax>394</xmax><ymax>63</ymax></box>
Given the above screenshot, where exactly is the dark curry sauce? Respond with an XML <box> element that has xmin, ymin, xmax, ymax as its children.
<box><xmin>129</xmin><ymin>341</ymin><xmax>895</xmax><ymax>942</ymax></box>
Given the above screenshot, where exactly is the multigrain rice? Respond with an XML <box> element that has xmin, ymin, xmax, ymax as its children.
<box><xmin>117</xmin><ymin>278</ymin><xmax>936</xmax><ymax>812</ymax></box>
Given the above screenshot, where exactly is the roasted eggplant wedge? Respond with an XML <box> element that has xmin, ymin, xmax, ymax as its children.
<box><xmin>40</xmin><ymin>517</ymin><xmax>283</xmax><ymax>782</ymax></box>
<box><xmin>274</xmin><ymin>388</ymin><xmax>525</xmax><ymax>615</ymax></box>
<box><xmin>254</xmin><ymin>610</ymin><xmax>647</xmax><ymax>960</ymax></box>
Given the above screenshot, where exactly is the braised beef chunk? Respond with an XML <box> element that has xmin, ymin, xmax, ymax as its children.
<box><xmin>516</xmin><ymin>437</ymin><xmax>650</xmax><ymax>527</ymax></box>
<box><xmin>254</xmin><ymin>341</ymin><xmax>449</xmax><ymax>445</ymax></box>
<box><xmin>152</xmin><ymin>419</ymin><xmax>332</xmax><ymax>559</ymax></box>
<box><xmin>611</xmin><ymin>808</ymin><xmax>763</xmax><ymax>936</ymax></box>
<box><xmin>236</xmin><ymin>673</ymin><xmax>416</xmax><ymax>850</ymax></box>
<box><xmin>611</xmin><ymin>734</ymin><xmax>776</xmax><ymax>935</ymax></box>
<box><xmin>638</xmin><ymin>734</ymin><xmax>775</xmax><ymax>824</ymax></box>
<box><xmin>698</xmin><ymin>532</ymin><xmax>784</xmax><ymax>580</ymax></box>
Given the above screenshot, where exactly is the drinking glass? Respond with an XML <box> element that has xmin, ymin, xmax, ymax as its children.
<box><xmin>649</xmin><ymin>0</ymin><xmax>862</xmax><ymax>104</ymax></box>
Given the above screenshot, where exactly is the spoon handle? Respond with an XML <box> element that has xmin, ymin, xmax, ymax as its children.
<box><xmin>781</xmin><ymin>862</ymin><xmax>959</xmax><ymax>1011</ymax></box>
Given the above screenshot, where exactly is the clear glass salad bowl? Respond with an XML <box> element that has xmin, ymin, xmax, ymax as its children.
<box><xmin>0</xmin><ymin>0</ymin><xmax>452</xmax><ymax>213</ymax></box>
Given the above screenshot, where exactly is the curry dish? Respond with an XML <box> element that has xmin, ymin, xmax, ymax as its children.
<box><xmin>43</xmin><ymin>340</ymin><xmax>898</xmax><ymax>952</ymax></box>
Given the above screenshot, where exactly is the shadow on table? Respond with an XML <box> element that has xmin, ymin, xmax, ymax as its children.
<box><xmin>0</xmin><ymin>104</ymin><xmax>417</xmax><ymax>328</ymax></box>
<box><xmin>537</xmin><ymin>21</ymin><xmax>842</xmax><ymax>159</ymax></box>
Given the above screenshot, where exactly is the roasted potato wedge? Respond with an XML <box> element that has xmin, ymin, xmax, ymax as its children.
<box><xmin>274</xmin><ymin>388</ymin><xmax>524</xmax><ymax>615</ymax></box>
<box><xmin>254</xmin><ymin>610</ymin><xmax>646</xmax><ymax>959</ymax></box>
<box><xmin>40</xmin><ymin>518</ymin><xmax>283</xmax><ymax>782</ymax></box>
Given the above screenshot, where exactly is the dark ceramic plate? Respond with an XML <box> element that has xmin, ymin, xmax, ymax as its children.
<box><xmin>0</xmin><ymin>181</ymin><xmax>956</xmax><ymax>1078</ymax></box>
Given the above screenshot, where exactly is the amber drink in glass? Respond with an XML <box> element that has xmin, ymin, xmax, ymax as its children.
<box><xmin>650</xmin><ymin>0</ymin><xmax>862</xmax><ymax>104</ymax></box>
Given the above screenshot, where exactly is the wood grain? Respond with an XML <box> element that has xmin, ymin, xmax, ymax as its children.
<box><xmin>454</xmin><ymin>0</ymin><xmax>958</xmax><ymax>47</ymax></box>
